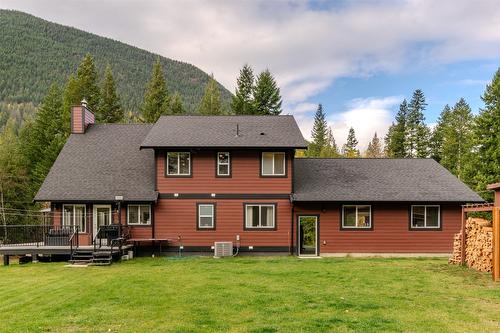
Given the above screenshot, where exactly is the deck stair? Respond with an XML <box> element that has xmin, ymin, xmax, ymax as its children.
<box><xmin>69</xmin><ymin>249</ymin><xmax>113</xmax><ymax>266</ymax></box>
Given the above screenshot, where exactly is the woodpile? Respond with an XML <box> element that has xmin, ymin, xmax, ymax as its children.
<box><xmin>449</xmin><ymin>217</ymin><xmax>493</xmax><ymax>272</ymax></box>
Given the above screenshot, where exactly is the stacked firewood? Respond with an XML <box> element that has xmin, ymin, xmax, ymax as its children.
<box><xmin>449</xmin><ymin>218</ymin><xmax>493</xmax><ymax>272</ymax></box>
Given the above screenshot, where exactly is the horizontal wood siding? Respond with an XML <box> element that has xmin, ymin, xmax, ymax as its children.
<box><xmin>156</xmin><ymin>150</ymin><xmax>292</xmax><ymax>193</ymax></box>
<box><xmin>154</xmin><ymin>199</ymin><xmax>292</xmax><ymax>247</ymax></box>
<box><xmin>294</xmin><ymin>203</ymin><xmax>461</xmax><ymax>253</ymax></box>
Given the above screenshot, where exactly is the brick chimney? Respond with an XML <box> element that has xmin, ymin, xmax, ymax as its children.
<box><xmin>71</xmin><ymin>99</ymin><xmax>95</xmax><ymax>134</ymax></box>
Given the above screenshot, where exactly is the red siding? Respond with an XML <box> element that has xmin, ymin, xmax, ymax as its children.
<box><xmin>156</xmin><ymin>150</ymin><xmax>292</xmax><ymax>194</ymax></box>
<box><xmin>71</xmin><ymin>106</ymin><xmax>84</xmax><ymax>134</ymax></box>
<box><xmin>154</xmin><ymin>199</ymin><xmax>292</xmax><ymax>248</ymax></box>
<box><xmin>294</xmin><ymin>203</ymin><xmax>461</xmax><ymax>253</ymax></box>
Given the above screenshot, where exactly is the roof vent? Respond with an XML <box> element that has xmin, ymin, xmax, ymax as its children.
<box><xmin>235</xmin><ymin>124</ymin><xmax>240</xmax><ymax>137</ymax></box>
<box><xmin>260</xmin><ymin>132</ymin><xmax>265</xmax><ymax>136</ymax></box>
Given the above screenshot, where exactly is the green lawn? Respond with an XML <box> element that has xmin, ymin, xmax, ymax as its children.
<box><xmin>0</xmin><ymin>257</ymin><xmax>499</xmax><ymax>332</ymax></box>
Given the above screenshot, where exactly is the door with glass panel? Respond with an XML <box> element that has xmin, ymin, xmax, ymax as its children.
<box><xmin>298</xmin><ymin>215</ymin><xmax>318</xmax><ymax>256</ymax></box>
<box><xmin>93</xmin><ymin>205</ymin><xmax>112</xmax><ymax>242</ymax></box>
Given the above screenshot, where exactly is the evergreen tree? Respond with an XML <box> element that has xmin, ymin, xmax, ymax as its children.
<box><xmin>20</xmin><ymin>84</ymin><xmax>66</xmax><ymax>196</ymax></box>
<box><xmin>406</xmin><ymin>90</ymin><xmax>429</xmax><ymax>157</ymax></box>
<box><xmin>470</xmin><ymin>69</ymin><xmax>500</xmax><ymax>201</ymax></box>
<box><xmin>167</xmin><ymin>92</ymin><xmax>185</xmax><ymax>115</ymax></box>
<box><xmin>385</xmin><ymin>100</ymin><xmax>408</xmax><ymax>157</ymax></box>
<box><xmin>198</xmin><ymin>75</ymin><xmax>224</xmax><ymax>115</ymax></box>
<box><xmin>342</xmin><ymin>127</ymin><xmax>360</xmax><ymax>158</ymax></box>
<box><xmin>440</xmin><ymin>99</ymin><xmax>474</xmax><ymax>180</ymax></box>
<box><xmin>99</xmin><ymin>64</ymin><xmax>123</xmax><ymax>123</ymax></box>
<box><xmin>320</xmin><ymin>127</ymin><xmax>340</xmax><ymax>157</ymax></box>
<box><xmin>253</xmin><ymin>69</ymin><xmax>282</xmax><ymax>115</ymax></box>
<box><xmin>75</xmin><ymin>54</ymin><xmax>101</xmax><ymax>113</ymax></box>
<box><xmin>429</xmin><ymin>104</ymin><xmax>452</xmax><ymax>162</ymax></box>
<box><xmin>232</xmin><ymin>64</ymin><xmax>255</xmax><ymax>115</ymax></box>
<box><xmin>140</xmin><ymin>58</ymin><xmax>169</xmax><ymax>122</ymax></box>
<box><xmin>307</xmin><ymin>104</ymin><xmax>328</xmax><ymax>157</ymax></box>
<box><xmin>365</xmin><ymin>132</ymin><xmax>384</xmax><ymax>158</ymax></box>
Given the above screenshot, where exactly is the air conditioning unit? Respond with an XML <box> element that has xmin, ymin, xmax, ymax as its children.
<box><xmin>214</xmin><ymin>242</ymin><xmax>233</xmax><ymax>258</ymax></box>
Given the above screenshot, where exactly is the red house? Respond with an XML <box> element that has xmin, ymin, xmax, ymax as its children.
<box><xmin>28</xmin><ymin>103</ymin><xmax>483</xmax><ymax>259</ymax></box>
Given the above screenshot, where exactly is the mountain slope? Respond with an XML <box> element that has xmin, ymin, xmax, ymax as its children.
<box><xmin>0</xmin><ymin>10</ymin><xmax>232</xmax><ymax>113</ymax></box>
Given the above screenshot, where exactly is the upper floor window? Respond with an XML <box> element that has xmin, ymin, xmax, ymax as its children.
<box><xmin>62</xmin><ymin>204</ymin><xmax>86</xmax><ymax>232</ymax></box>
<box><xmin>217</xmin><ymin>152</ymin><xmax>230</xmax><ymax>176</ymax></box>
<box><xmin>128</xmin><ymin>205</ymin><xmax>151</xmax><ymax>225</ymax></box>
<box><xmin>411</xmin><ymin>205</ymin><xmax>440</xmax><ymax>229</ymax></box>
<box><xmin>261</xmin><ymin>152</ymin><xmax>286</xmax><ymax>176</ymax></box>
<box><xmin>342</xmin><ymin>205</ymin><xmax>371</xmax><ymax>229</ymax></box>
<box><xmin>166</xmin><ymin>152</ymin><xmax>191</xmax><ymax>176</ymax></box>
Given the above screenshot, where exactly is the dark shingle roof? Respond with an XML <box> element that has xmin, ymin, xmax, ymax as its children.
<box><xmin>140</xmin><ymin>115</ymin><xmax>307</xmax><ymax>148</ymax></box>
<box><xmin>293</xmin><ymin>158</ymin><xmax>484</xmax><ymax>203</ymax></box>
<box><xmin>34</xmin><ymin>124</ymin><xmax>157</xmax><ymax>202</ymax></box>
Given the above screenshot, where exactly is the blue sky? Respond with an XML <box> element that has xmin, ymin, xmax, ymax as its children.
<box><xmin>2</xmin><ymin>0</ymin><xmax>499</xmax><ymax>149</ymax></box>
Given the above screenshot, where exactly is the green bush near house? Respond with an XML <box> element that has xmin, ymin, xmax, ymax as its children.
<box><xmin>0</xmin><ymin>257</ymin><xmax>499</xmax><ymax>332</ymax></box>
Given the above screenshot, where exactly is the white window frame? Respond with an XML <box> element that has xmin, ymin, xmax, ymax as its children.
<box><xmin>62</xmin><ymin>204</ymin><xmax>86</xmax><ymax>233</ymax></box>
<box><xmin>245</xmin><ymin>204</ymin><xmax>276</xmax><ymax>229</ymax></box>
<box><xmin>411</xmin><ymin>205</ymin><xmax>440</xmax><ymax>229</ymax></box>
<box><xmin>166</xmin><ymin>152</ymin><xmax>191</xmax><ymax>176</ymax></box>
<box><xmin>342</xmin><ymin>205</ymin><xmax>372</xmax><ymax>229</ymax></box>
<box><xmin>198</xmin><ymin>204</ymin><xmax>215</xmax><ymax>229</ymax></box>
<box><xmin>217</xmin><ymin>152</ymin><xmax>230</xmax><ymax>176</ymax></box>
<box><xmin>127</xmin><ymin>204</ymin><xmax>152</xmax><ymax>225</ymax></box>
<box><xmin>261</xmin><ymin>152</ymin><xmax>286</xmax><ymax>176</ymax></box>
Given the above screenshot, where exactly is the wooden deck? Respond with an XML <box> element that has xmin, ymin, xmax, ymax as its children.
<box><xmin>0</xmin><ymin>244</ymin><xmax>133</xmax><ymax>256</ymax></box>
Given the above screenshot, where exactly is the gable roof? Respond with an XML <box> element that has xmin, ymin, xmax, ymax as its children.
<box><xmin>140</xmin><ymin>115</ymin><xmax>307</xmax><ymax>149</ymax></box>
<box><xmin>292</xmin><ymin>158</ymin><xmax>484</xmax><ymax>203</ymax></box>
<box><xmin>34</xmin><ymin>124</ymin><xmax>157</xmax><ymax>202</ymax></box>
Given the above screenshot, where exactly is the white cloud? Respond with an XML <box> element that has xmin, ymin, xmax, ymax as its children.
<box><xmin>297</xmin><ymin>96</ymin><xmax>400</xmax><ymax>151</ymax></box>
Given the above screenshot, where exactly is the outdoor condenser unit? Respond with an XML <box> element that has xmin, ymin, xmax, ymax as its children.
<box><xmin>214</xmin><ymin>242</ymin><xmax>233</xmax><ymax>258</ymax></box>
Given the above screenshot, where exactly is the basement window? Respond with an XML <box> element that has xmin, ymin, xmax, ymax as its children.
<box><xmin>62</xmin><ymin>204</ymin><xmax>86</xmax><ymax>233</ymax></box>
<box><xmin>245</xmin><ymin>204</ymin><xmax>276</xmax><ymax>229</ymax></box>
<box><xmin>342</xmin><ymin>205</ymin><xmax>371</xmax><ymax>229</ymax></box>
<box><xmin>166</xmin><ymin>152</ymin><xmax>191</xmax><ymax>176</ymax></box>
<box><xmin>261</xmin><ymin>152</ymin><xmax>286</xmax><ymax>176</ymax></box>
<box><xmin>197</xmin><ymin>204</ymin><xmax>215</xmax><ymax>229</ymax></box>
<box><xmin>411</xmin><ymin>205</ymin><xmax>440</xmax><ymax>229</ymax></box>
<box><xmin>128</xmin><ymin>205</ymin><xmax>151</xmax><ymax>225</ymax></box>
<box><xmin>217</xmin><ymin>152</ymin><xmax>230</xmax><ymax>176</ymax></box>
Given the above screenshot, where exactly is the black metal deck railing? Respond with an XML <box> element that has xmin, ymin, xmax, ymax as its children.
<box><xmin>0</xmin><ymin>225</ymin><xmax>78</xmax><ymax>247</ymax></box>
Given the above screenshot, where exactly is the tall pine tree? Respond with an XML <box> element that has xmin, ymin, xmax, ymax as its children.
<box><xmin>99</xmin><ymin>64</ymin><xmax>124</xmax><ymax>123</ymax></box>
<box><xmin>140</xmin><ymin>58</ymin><xmax>169</xmax><ymax>122</ymax></box>
<box><xmin>307</xmin><ymin>104</ymin><xmax>328</xmax><ymax>157</ymax></box>
<box><xmin>232</xmin><ymin>64</ymin><xmax>255</xmax><ymax>115</ymax></box>
<box><xmin>320</xmin><ymin>127</ymin><xmax>340</xmax><ymax>157</ymax></box>
<box><xmin>342</xmin><ymin>127</ymin><xmax>360</xmax><ymax>158</ymax></box>
<box><xmin>440</xmin><ymin>99</ymin><xmax>474</xmax><ymax>180</ymax></box>
<box><xmin>406</xmin><ymin>90</ymin><xmax>429</xmax><ymax>157</ymax></box>
<box><xmin>253</xmin><ymin>69</ymin><xmax>282</xmax><ymax>115</ymax></box>
<box><xmin>385</xmin><ymin>99</ymin><xmax>408</xmax><ymax>157</ymax></box>
<box><xmin>470</xmin><ymin>69</ymin><xmax>500</xmax><ymax>201</ymax></box>
<box><xmin>74</xmin><ymin>54</ymin><xmax>101</xmax><ymax>114</ymax></box>
<box><xmin>429</xmin><ymin>104</ymin><xmax>452</xmax><ymax>162</ymax></box>
<box><xmin>198</xmin><ymin>75</ymin><xmax>224</xmax><ymax>115</ymax></box>
<box><xmin>365</xmin><ymin>132</ymin><xmax>384</xmax><ymax>157</ymax></box>
<box><xmin>167</xmin><ymin>92</ymin><xmax>185</xmax><ymax>115</ymax></box>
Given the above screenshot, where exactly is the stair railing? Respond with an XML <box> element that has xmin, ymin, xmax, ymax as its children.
<box><xmin>69</xmin><ymin>225</ymin><xmax>79</xmax><ymax>261</ymax></box>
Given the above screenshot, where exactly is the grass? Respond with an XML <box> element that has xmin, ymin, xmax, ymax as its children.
<box><xmin>0</xmin><ymin>256</ymin><xmax>499</xmax><ymax>332</ymax></box>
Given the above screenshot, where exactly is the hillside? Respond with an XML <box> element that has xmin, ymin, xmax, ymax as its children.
<box><xmin>0</xmin><ymin>10</ymin><xmax>232</xmax><ymax>115</ymax></box>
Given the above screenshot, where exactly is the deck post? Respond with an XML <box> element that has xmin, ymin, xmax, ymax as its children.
<box><xmin>3</xmin><ymin>255</ymin><xmax>9</xmax><ymax>266</ymax></box>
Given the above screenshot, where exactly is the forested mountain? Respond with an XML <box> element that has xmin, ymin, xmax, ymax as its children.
<box><xmin>0</xmin><ymin>10</ymin><xmax>232</xmax><ymax>115</ymax></box>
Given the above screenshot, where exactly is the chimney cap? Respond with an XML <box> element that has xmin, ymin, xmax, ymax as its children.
<box><xmin>81</xmin><ymin>98</ymin><xmax>88</xmax><ymax>108</ymax></box>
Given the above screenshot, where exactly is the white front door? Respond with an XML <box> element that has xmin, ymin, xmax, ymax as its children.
<box><xmin>93</xmin><ymin>205</ymin><xmax>112</xmax><ymax>240</ymax></box>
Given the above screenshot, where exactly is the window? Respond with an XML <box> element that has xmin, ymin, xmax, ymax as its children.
<box><xmin>411</xmin><ymin>205</ymin><xmax>440</xmax><ymax>229</ymax></box>
<box><xmin>342</xmin><ymin>205</ymin><xmax>371</xmax><ymax>229</ymax></box>
<box><xmin>62</xmin><ymin>204</ymin><xmax>86</xmax><ymax>232</ymax></box>
<box><xmin>245</xmin><ymin>204</ymin><xmax>275</xmax><ymax>229</ymax></box>
<box><xmin>261</xmin><ymin>152</ymin><xmax>286</xmax><ymax>176</ymax></box>
<box><xmin>197</xmin><ymin>204</ymin><xmax>215</xmax><ymax>229</ymax></box>
<box><xmin>166</xmin><ymin>152</ymin><xmax>191</xmax><ymax>176</ymax></box>
<box><xmin>128</xmin><ymin>205</ymin><xmax>151</xmax><ymax>225</ymax></box>
<box><xmin>217</xmin><ymin>152</ymin><xmax>230</xmax><ymax>176</ymax></box>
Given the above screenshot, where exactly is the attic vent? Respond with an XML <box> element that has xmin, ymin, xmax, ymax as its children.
<box><xmin>214</xmin><ymin>242</ymin><xmax>233</xmax><ymax>258</ymax></box>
